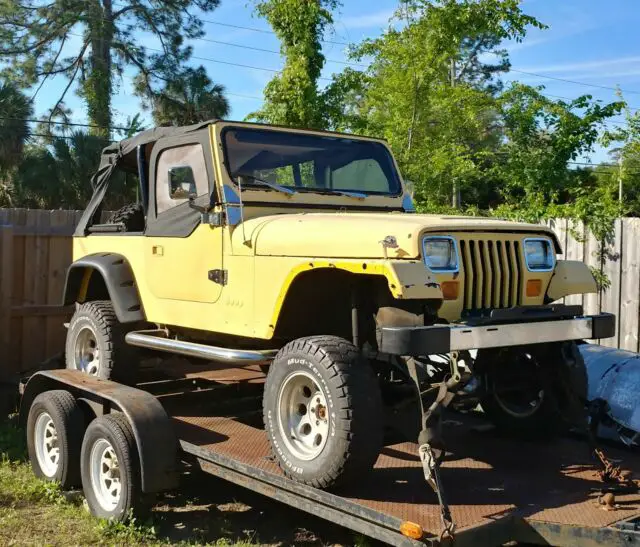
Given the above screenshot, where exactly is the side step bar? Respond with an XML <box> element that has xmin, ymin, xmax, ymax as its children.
<box><xmin>125</xmin><ymin>331</ymin><xmax>278</xmax><ymax>365</ymax></box>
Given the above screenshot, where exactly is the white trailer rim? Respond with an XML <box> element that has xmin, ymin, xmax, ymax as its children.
<box><xmin>34</xmin><ymin>412</ymin><xmax>59</xmax><ymax>478</ymax></box>
<box><xmin>90</xmin><ymin>439</ymin><xmax>121</xmax><ymax>511</ymax></box>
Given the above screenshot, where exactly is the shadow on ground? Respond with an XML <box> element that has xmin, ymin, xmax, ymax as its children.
<box><xmin>150</xmin><ymin>467</ymin><xmax>373</xmax><ymax>546</ymax></box>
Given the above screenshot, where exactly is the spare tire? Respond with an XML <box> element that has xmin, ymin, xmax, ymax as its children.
<box><xmin>108</xmin><ymin>203</ymin><xmax>145</xmax><ymax>232</ymax></box>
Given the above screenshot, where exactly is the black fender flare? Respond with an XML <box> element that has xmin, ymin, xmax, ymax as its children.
<box><xmin>63</xmin><ymin>253</ymin><xmax>144</xmax><ymax>323</ymax></box>
<box><xmin>19</xmin><ymin>370</ymin><xmax>179</xmax><ymax>494</ymax></box>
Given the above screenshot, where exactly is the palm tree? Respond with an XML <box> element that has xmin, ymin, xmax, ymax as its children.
<box><xmin>10</xmin><ymin>131</ymin><xmax>135</xmax><ymax>209</ymax></box>
<box><xmin>152</xmin><ymin>66</ymin><xmax>230</xmax><ymax>126</ymax></box>
<box><xmin>0</xmin><ymin>82</ymin><xmax>33</xmax><ymax>173</ymax></box>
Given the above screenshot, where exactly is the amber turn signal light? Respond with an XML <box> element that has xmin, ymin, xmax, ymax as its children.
<box><xmin>441</xmin><ymin>281</ymin><xmax>459</xmax><ymax>300</ymax></box>
<box><xmin>526</xmin><ymin>279</ymin><xmax>542</xmax><ymax>297</ymax></box>
<box><xmin>400</xmin><ymin>521</ymin><xmax>424</xmax><ymax>540</ymax></box>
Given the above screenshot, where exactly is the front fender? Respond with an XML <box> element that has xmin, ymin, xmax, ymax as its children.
<box><xmin>546</xmin><ymin>260</ymin><xmax>597</xmax><ymax>302</ymax></box>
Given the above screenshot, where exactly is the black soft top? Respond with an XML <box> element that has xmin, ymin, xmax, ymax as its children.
<box><xmin>76</xmin><ymin>120</ymin><xmax>216</xmax><ymax>235</ymax></box>
<box><xmin>97</xmin><ymin>119</ymin><xmax>216</xmax><ymax>173</ymax></box>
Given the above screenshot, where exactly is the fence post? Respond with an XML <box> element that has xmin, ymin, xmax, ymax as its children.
<box><xmin>0</xmin><ymin>226</ymin><xmax>14</xmax><ymax>378</ymax></box>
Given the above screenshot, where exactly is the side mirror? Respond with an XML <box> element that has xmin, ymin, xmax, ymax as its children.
<box><xmin>189</xmin><ymin>195</ymin><xmax>221</xmax><ymax>226</ymax></box>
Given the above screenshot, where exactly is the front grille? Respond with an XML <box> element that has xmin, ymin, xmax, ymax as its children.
<box><xmin>458</xmin><ymin>237</ymin><xmax>523</xmax><ymax>310</ymax></box>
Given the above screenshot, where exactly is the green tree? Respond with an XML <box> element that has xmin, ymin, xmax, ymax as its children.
<box><xmin>493</xmin><ymin>84</ymin><xmax>623</xmax><ymax>219</ymax></box>
<box><xmin>248</xmin><ymin>0</ymin><xmax>339</xmax><ymax>129</ymax></box>
<box><xmin>11</xmin><ymin>131</ymin><xmax>134</xmax><ymax>209</ymax></box>
<box><xmin>600</xmin><ymin>90</ymin><xmax>640</xmax><ymax>217</ymax></box>
<box><xmin>141</xmin><ymin>66</ymin><xmax>230</xmax><ymax>126</ymax></box>
<box><xmin>0</xmin><ymin>0</ymin><xmax>221</xmax><ymax>137</ymax></box>
<box><xmin>326</xmin><ymin>0</ymin><xmax>542</xmax><ymax>206</ymax></box>
<box><xmin>0</xmin><ymin>81</ymin><xmax>32</xmax><ymax>173</ymax></box>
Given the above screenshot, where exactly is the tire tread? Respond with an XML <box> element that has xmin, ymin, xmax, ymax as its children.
<box><xmin>264</xmin><ymin>335</ymin><xmax>382</xmax><ymax>489</ymax></box>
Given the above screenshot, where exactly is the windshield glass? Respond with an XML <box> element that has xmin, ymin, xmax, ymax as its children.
<box><xmin>222</xmin><ymin>127</ymin><xmax>402</xmax><ymax>196</ymax></box>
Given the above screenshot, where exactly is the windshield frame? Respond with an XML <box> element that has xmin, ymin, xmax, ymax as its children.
<box><xmin>220</xmin><ymin>125</ymin><xmax>403</xmax><ymax>198</ymax></box>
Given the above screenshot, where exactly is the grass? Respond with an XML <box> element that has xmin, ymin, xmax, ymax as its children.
<box><xmin>0</xmin><ymin>417</ymin><xmax>255</xmax><ymax>546</ymax></box>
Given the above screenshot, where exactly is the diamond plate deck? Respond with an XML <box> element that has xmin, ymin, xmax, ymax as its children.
<box><xmin>169</xmin><ymin>409</ymin><xmax>640</xmax><ymax>537</ymax></box>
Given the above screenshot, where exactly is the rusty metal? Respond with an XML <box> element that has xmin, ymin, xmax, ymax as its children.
<box><xmin>598</xmin><ymin>492</ymin><xmax>617</xmax><ymax>511</ymax></box>
<box><xmin>594</xmin><ymin>447</ymin><xmax>636</xmax><ymax>487</ymax></box>
<box><xmin>169</xmin><ymin>407</ymin><xmax>640</xmax><ymax>542</ymax></box>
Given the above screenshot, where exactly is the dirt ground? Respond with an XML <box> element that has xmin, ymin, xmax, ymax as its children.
<box><xmin>150</xmin><ymin>467</ymin><xmax>372</xmax><ymax>546</ymax></box>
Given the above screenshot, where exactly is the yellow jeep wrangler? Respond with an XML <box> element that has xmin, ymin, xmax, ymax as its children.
<box><xmin>63</xmin><ymin>120</ymin><xmax>614</xmax><ymax>490</ymax></box>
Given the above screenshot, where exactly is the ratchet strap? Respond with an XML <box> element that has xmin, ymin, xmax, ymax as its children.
<box><xmin>405</xmin><ymin>357</ymin><xmax>456</xmax><ymax>542</ymax></box>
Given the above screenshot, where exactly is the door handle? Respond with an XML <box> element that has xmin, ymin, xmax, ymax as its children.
<box><xmin>152</xmin><ymin>245</ymin><xmax>164</xmax><ymax>256</ymax></box>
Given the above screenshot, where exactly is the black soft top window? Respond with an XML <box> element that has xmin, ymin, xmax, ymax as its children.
<box><xmin>222</xmin><ymin>127</ymin><xmax>402</xmax><ymax>196</ymax></box>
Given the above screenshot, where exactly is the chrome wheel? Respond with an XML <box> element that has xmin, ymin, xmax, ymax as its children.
<box><xmin>90</xmin><ymin>439</ymin><xmax>121</xmax><ymax>511</ymax></box>
<box><xmin>277</xmin><ymin>371</ymin><xmax>329</xmax><ymax>461</ymax></box>
<box><xmin>34</xmin><ymin>412</ymin><xmax>59</xmax><ymax>478</ymax></box>
<box><xmin>73</xmin><ymin>326</ymin><xmax>100</xmax><ymax>376</ymax></box>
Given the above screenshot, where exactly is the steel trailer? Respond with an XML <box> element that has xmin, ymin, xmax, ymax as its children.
<box><xmin>19</xmin><ymin>361</ymin><xmax>640</xmax><ymax>547</ymax></box>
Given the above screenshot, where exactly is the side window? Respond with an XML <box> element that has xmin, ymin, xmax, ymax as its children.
<box><xmin>156</xmin><ymin>144</ymin><xmax>209</xmax><ymax>214</ymax></box>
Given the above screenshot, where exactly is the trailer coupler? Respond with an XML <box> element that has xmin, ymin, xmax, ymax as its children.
<box><xmin>405</xmin><ymin>356</ymin><xmax>460</xmax><ymax>543</ymax></box>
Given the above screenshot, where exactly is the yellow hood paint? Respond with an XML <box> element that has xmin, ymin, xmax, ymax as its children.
<box><xmin>233</xmin><ymin>212</ymin><xmax>560</xmax><ymax>259</ymax></box>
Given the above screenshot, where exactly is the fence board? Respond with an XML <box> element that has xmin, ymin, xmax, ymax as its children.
<box><xmin>0</xmin><ymin>227</ymin><xmax>14</xmax><ymax>377</ymax></box>
<box><xmin>600</xmin><ymin>219</ymin><xmax>623</xmax><ymax>348</ymax></box>
<box><xmin>620</xmin><ymin>219</ymin><xmax>640</xmax><ymax>352</ymax></box>
<box><xmin>583</xmin><ymin>228</ymin><xmax>601</xmax><ymax>316</ymax></box>
<box><xmin>564</xmin><ymin>221</ymin><xmax>585</xmax><ymax>308</ymax></box>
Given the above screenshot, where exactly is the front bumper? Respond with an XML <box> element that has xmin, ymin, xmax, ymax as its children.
<box><xmin>378</xmin><ymin>311</ymin><xmax>615</xmax><ymax>356</ymax></box>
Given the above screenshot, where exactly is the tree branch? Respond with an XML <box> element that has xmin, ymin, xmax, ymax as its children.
<box><xmin>32</xmin><ymin>34</ymin><xmax>67</xmax><ymax>100</ymax></box>
<box><xmin>48</xmin><ymin>40</ymin><xmax>89</xmax><ymax>126</ymax></box>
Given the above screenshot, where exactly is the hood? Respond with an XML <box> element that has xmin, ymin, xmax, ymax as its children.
<box><xmin>237</xmin><ymin>212</ymin><xmax>560</xmax><ymax>259</ymax></box>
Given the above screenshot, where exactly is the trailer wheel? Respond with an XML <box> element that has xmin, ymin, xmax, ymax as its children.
<box><xmin>27</xmin><ymin>390</ymin><xmax>84</xmax><ymax>489</ymax></box>
<box><xmin>263</xmin><ymin>336</ymin><xmax>383</xmax><ymax>489</ymax></box>
<box><xmin>65</xmin><ymin>301</ymin><xmax>136</xmax><ymax>384</ymax></box>
<box><xmin>477</xmin><ymin>345</ymin><xmax>567</xmax><ymax>436</ymax></box>
<box><xmin>80</xmin><ymin>413</ymin><xmax>144</xmax><ymax>521</ymax></box>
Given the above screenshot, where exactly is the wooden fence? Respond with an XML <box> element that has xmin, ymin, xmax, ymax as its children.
<box><xmin>0</xmin><ymin>209</ymin><xmax>87</xmax><ymax>378</ymax></box>
<box><xmin>0</xmin><ymin>209</ymin><xmax>640</xmax><ymax>376</ymax></box>
<box><xmin>547</xmin><ymin>217</ymin><xmax>640</xmax><ymax>352</ymax></box>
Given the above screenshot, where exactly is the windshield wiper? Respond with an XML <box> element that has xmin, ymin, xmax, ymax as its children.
<box><xmin>310</xmin><ymin>188</ymin><xmax>367</xmax><ymax>199</ymax></box>
<box><xmin>232</xmin><ymin>172</ymin><xmax>296</xmax><ymax>195</ymax></box>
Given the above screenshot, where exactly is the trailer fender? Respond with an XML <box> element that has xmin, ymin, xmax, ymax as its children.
<box><xmin>20</xmin><ymin>370</ymin><xmax>178</xmax><ymax>493</ymax></box>
<box><xmin>63</xmin><ymin>253</ymin><xmax>144</xmax><ymax>323</ymax></box>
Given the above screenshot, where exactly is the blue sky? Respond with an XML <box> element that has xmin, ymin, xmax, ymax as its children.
<box><xmin>32</xmin><ymin>0</ymin><xmax>640</xmax><ymax>164</ymax></box>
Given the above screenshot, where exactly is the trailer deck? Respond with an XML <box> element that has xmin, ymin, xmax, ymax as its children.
<box><xmin>137</xmin><ymin>359</ymin><xmax>640</xmax><ymax>547</ymax></box>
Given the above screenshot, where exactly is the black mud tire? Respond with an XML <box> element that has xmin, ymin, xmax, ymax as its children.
<box><xmin>478</xmin><ymin>343</ymin><xmax>584</xmax><ymax>437</ymax></box>
<box><xmin>80</xmin><ymin>413</ymin><xmax>145</xmax><ymax>521</ymax></box>
<box><xmin>263</xmin><ymin>335</ymin><xmax>383</xmax><ymax>490</ymax></box>
<box><xmin>108</xmin><ymin>203</ymin><xmax>145</xmax><ymax>232</ymax></box>
<box><xmin>27</xmin><ymin>390</ymin><xmax>85</xmax><ymax>489</ymax></box>
<box><xmin>65</xmin><ymin>301</ymin><xmax>137</xmax><ymax>384</ymax></box>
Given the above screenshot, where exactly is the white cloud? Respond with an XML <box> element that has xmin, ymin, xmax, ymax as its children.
<box><xmin>340</xmin><ymin>8</ymin><xmax>394</xmax><ymax>30</ymax></box>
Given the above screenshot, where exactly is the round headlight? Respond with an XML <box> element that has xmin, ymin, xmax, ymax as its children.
<box><xmin>524</xmin><ymin>238</ymin><xmax>555</xmax><ymax>271</ymax></box>
<box><xmin>423</xmin><ymin>236</ymin><xmax>459</xmax><ymax>272</ymax></box>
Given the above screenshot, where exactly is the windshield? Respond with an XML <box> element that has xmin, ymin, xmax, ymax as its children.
<box><xmin>222</xmin><ymin>127</ymin><xmax>402</xmax><ymax>196</ymax></box>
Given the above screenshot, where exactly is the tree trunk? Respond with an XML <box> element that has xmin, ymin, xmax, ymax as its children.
<box><xmin>84</xmin><ymin>0</ymin><xmax>114</xmax><ymax>138</ymax></box>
